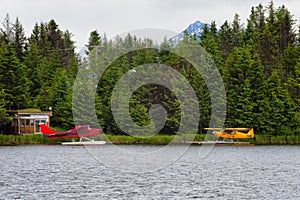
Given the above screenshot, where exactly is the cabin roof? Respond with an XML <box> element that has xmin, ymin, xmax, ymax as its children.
<box><xmin>8</xmin><ymin>109</ymin><xmax>52</xmax><ymax>116</ymax></box>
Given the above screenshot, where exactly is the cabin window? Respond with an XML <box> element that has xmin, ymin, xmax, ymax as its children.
<box><xmin>20</xmin><ymin>119</ymin><xmax>25</xmax><ymax>127</ymax></box>
<box><xmin>26</xmin><ymin>119</ymin><xmax>30</xmax><ymax>127</ymax></box>
<box><xmin>30</xmin><ymin>119</ymin><xmax>34</xmax><ymax>127</ymax></box>
<box><xmin>35</xmin><ymin>119</ymin><xmax>47</xmax><ymax>133</ymax></box>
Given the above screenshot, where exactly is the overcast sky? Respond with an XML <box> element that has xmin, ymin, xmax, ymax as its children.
<box><xmin>1</xmin><ymin>0</ymin><xmax>300</xmax><ymax>49</ymax></box>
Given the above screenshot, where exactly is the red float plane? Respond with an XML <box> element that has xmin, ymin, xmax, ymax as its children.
<box><xmin>40</xmin><ymin>124</ymin><xmax>103</xmax><ymax>140</ymax></box>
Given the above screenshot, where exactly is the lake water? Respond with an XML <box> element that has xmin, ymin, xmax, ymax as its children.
<box><xmin>0</xmin><ymin>145</ymin><xmax>299</xmax><ymax>199</ymax></box>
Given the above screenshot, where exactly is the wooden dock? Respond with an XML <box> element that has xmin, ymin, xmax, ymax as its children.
<box><xmin>188</xmin><ymin>141</ymin><xmax>254</xmax><ymax>146</ymax></box>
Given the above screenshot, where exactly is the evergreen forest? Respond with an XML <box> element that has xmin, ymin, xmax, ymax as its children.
<box><xmin>0</xmin><ymin>1</ymin><xmax>299</xmax><ymax>136</ymax></box>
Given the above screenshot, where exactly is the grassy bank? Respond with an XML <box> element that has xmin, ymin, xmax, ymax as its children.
<box><xmin>0</xmin><ymin>134</ymin><xmax>47</xmax><ymax>145</ymax></box>
<box><xmin>0</xmin><ymin>134</ymin><xmax>207</xmax><ymax>146</ymax></box>
<box><xmin>0</xmin><ymin>134</ymin><xmax>78</xmax><ymax>146</ymax></box>
<box><xmin>253</xmin><ymin>135</ymin><xmax>300</xmax><ymax>145</ymax></box>
<box><xmin>0</xmin><ymin>133</ymin><xmax>299</xmax><ymax>146</ymax></box>
<box><xmin>101</xmin><ymin>134</ymin><xmax>300</xmax><ymax>145</ymax></box>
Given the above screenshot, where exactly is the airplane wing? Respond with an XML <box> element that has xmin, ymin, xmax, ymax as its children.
<box><xmin>204</xmin><ymin>128</ymin><xmax>251</xmax><ymax>131</ymax></box>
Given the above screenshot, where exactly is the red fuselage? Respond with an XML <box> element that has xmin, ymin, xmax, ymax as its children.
<box><xmin>40</xmin><ymin>124</ymin><xmax>102</xmax><ymax>140</ymax></box>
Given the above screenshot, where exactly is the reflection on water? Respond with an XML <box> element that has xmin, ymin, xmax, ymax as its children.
<box><xmin>0</xmin><ymin>145</ymin><xmax>299</xmax><ymax>199</ymax></box>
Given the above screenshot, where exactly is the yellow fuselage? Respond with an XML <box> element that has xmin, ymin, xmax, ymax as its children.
<box><xmin>205</xmin><ymin>128</ymin><xmax>255</xmax><ymax>139</ymax></box>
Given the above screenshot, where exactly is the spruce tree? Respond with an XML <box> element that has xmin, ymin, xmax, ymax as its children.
<box><xmin>219</xmin><ymin>20</ymin><xmax>233</xmax><ymax>61</ymax></box>
<box><xmin>86</xmin><ymin>30</ymin><xmax>101</xmax><ymax>54</ymax></box>
<box><xmin>12</xmin><ymin>17</ymin><xmax>26</xmax><ymax>61</ymax></box>
<box><xmin>232</xmin><ymin>13</ymin><xmax>242</xmax><ymax>48</ymax></box>
<box><xmin>0</xmin><ymin>89</ymin><xmax>11</xmax><ymax>125</ymax></box>
<box><xmin>199</xmin><ymin>22</ymin><xmax>222</xmax><ymax>70</ymax></box>
<box><xmin>263</xmin><ymin>72</ymin><xmax>296</xmax><ymax>135</ymax></box>
<box><xmin>0</xmin><ymin>14</ymin><xmax>13</xmax><ymax>43</ymax></box>
<box><xmin>24</xmin><ymin>40</ymin><xmax>43</xmax><ymax>100</ymax></box>
<box><xmin>49</xmin><ymin>68</ymin><xmax>73</xmax><ymax>129</ymax></box>
<box><xmin>224</xmin><ymin>47</ymin><xmax>252</xmax><ymax>126</ymax></box>
<box><xmin>0</xmin><ymin>40</ymin><xmax>30</xmax><ymax>110</ymax></box>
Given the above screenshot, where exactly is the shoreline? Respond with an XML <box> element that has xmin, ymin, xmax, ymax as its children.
<box><xmin>0</xmin><ymin>134</ymin><xmax>299</xmax><ymax>146</ymax></box>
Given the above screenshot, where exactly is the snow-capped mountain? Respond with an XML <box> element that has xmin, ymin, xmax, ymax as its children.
<box><xmin>171</xmin><ymin>20</ymin><xmax>210</xmax><ymax>44</ymax></box>
<box><xmin>77</xmin><ymin>46</ymin><xmax>88</xmax><ymax>61</ymax></box>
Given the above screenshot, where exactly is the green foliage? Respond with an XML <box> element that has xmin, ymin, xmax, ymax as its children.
<box><xmin>0</xmin><ymin>17</ymin><xmax>78</xmax><ymax>129</ymax></box>
<box><xmin>199</xmin><ymin>1</ymin><xmax>300</xmax><ymax>136</ymax></box>
<box><xmin>0</xmin><ymin>89</ymin><xmax>11</xmax><ymax>125</ymax></box>
<box><xmin>86</xmin><ymin>30</ymin><xmax>101</xmax><ymax>53</ymax></box>
<box><xmin>0</xmin><ymin>40</ymin><xmax>30</xmax><ymax>110</ymax></box>
<box><xmin>0</xmin><ymin>1</ymin><xmax>299</xmax><ymax>138</ymax></box>
<box><xmin>49</xmin><ymin>68</ymin><xmax>74</xmax><ymax>129</ymax></box>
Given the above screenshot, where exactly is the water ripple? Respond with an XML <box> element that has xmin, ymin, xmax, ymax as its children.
<box><xmin>0</xmin><ymin>145</ymin><xmax>299</xmax><ymax>199</ymax></box>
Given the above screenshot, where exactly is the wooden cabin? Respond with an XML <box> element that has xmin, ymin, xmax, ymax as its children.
<box><xmin>3</xmin><ymin>110</ymin><xmax>52</xmax><ymax>134</ymax></box>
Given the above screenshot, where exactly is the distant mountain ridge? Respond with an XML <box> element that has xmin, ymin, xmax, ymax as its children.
<box><xmin>77</xmin><ymin>46</ymin><xmax>88</xmax><ymax>61</ymax></box>
<box><xmin>171</xmin><ymin>20</ymin><xmax>210</xmax><ymax>44</ymax></box>
<box><xmin>77</xmin><ymin>20</ymin><xmax>210</xmax><ymax>59</ymax></box>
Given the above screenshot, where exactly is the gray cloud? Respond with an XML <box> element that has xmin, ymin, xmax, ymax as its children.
<box><xmin>1</xmin><ymin>0</ymin><xmax>299</xmax><ymax>49</ymax></box>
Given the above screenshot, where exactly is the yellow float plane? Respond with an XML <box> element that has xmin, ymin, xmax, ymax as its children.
<box><xmin>204</xmin><ymin>128</ymin><xmax>254</xmax><ymax>139</ymax></box>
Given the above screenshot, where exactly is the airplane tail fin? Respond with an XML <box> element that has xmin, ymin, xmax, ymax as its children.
<box><xmin>40</xmin><ymin>124</ymin><xmax>57</xmax><ymax>134</ymax></box>
<box><xmin>248</xmin><ymin>128</ymin><xmax>255</xmax><ymax>138</ymax></box>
